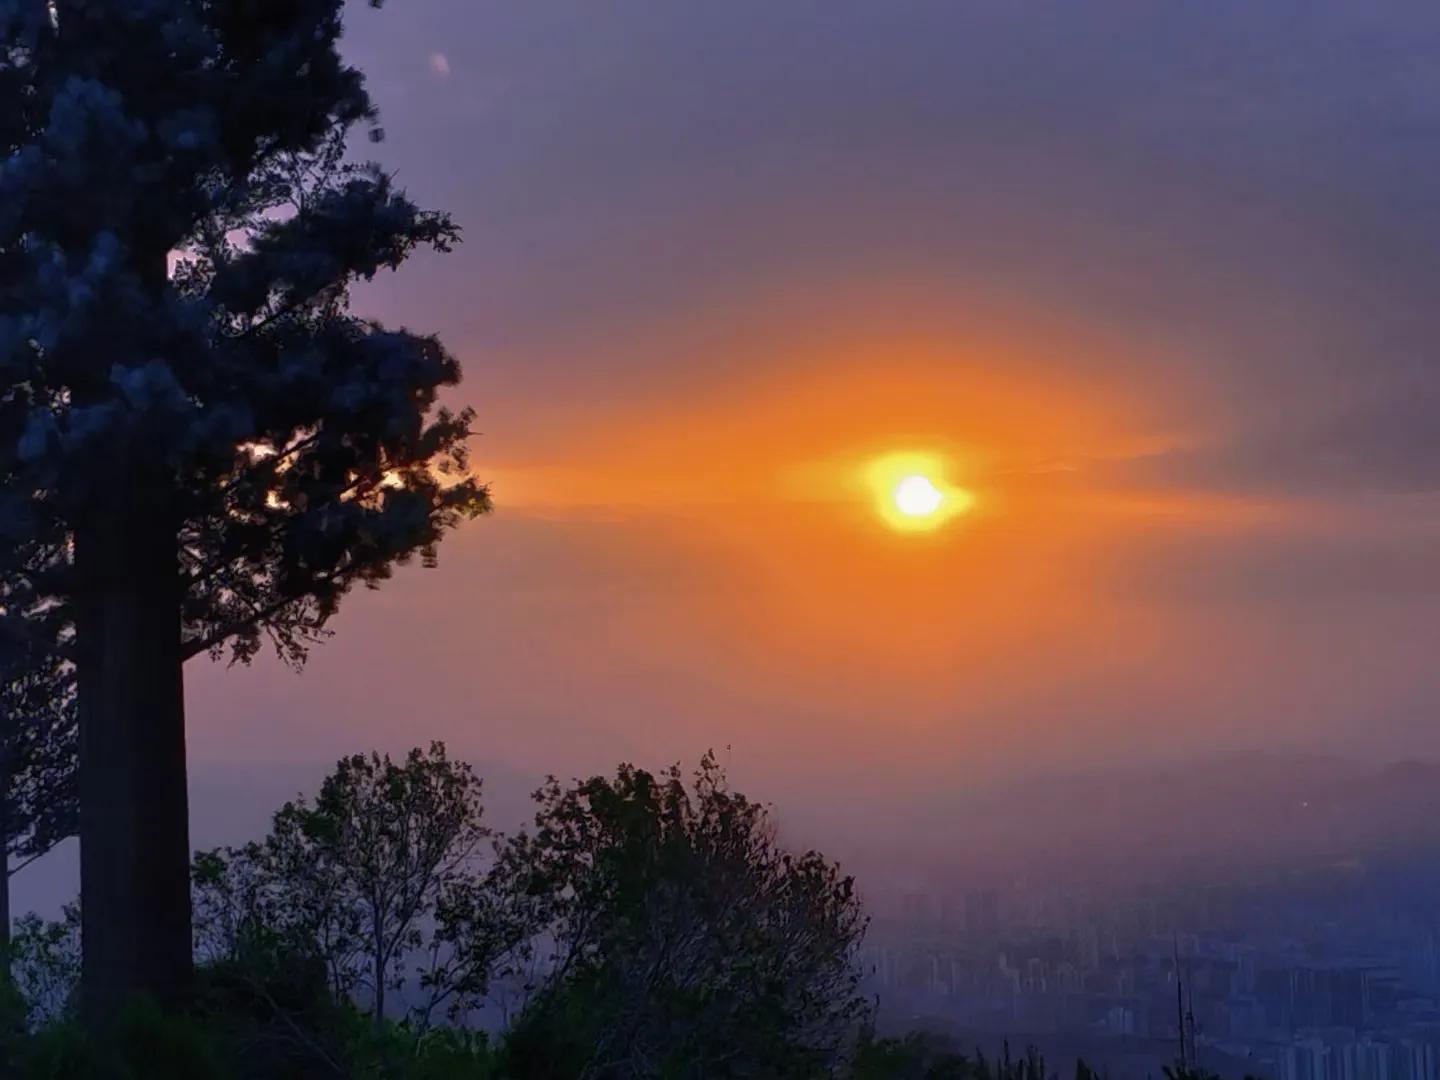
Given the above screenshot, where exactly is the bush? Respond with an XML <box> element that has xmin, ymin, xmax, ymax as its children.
<box><xmin>12</xmin><ymin>996</ymin><xmax>223</xmax><ymax>1080</ymax></box>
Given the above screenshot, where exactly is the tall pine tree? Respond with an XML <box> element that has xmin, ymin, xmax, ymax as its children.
<box><xmin>0</xmin><ymin>0</ymin><xmax>486</xmax><ymax>1020</ymax></box>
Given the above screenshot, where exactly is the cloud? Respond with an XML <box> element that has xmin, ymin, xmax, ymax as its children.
<box><xmin>428</xmin><ymin>51</ymin><xmax>450</xmax><ymax>78</ymax></box>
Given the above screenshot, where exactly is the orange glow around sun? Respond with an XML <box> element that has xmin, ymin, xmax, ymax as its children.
<box><xmin>444</xmin><ymin>326</ymin><xmax>1286</xmax><ymax>696</ymax></box>
<box><xmin>865</xmin><ymin>451</ymin><xmax>975</xmax><ymax>532</ymax></box>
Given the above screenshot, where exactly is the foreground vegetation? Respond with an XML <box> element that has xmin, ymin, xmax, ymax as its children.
<box><xmin>4</xmin><ymin>745</ymin><xmax>863</xmax><ymax>1078</ymax></box>
<box><xmin>1</xmin><ymin>745</ymin><xmax>1241</xmax><ymax>1080</ymax></box>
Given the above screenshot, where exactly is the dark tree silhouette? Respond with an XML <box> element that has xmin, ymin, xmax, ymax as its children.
<box><xmin>0</xmin><ymin>503</ymin><xmax>76</xmax><ymax>980</ymax></box>
<box><xmin>0</xmin><ymin>0</ymin><xmax>485</xmax><ymax>1021</ymax></box>
<box><xmin>497</xmin><ymin>754</ymin><xmax>872</xmax><ymax>1077</ymax></box>
<box><xmin>193</xmin><ymin>743</ymin><xmax>492</xmax><ymax>1034</ymax></box>
<box><xmin>0</xmin><ymin>653</ymin><xmax>76</xmax><ymax>976</ymax></box>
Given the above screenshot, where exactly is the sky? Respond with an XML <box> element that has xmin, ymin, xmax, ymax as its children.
<box><xmin>148</xmin><ymin>1</ymin><xmax>1440</xmax><ymax>875</ymax></box>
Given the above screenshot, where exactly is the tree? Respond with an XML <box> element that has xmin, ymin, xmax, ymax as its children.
<box><xmin>7</xmin><ymin>903</ymin><xmax>80</xmax><ymax>1031</ymax></box>
<box><xmin>0</xmin><ymin>512</ymin><xmax>77</xmax><ymax>980</ymax></box>
<box><xmin>495</xmin><ymin>753</ymin><xmax>871</xmax><ymax>1079</ymax></box>
<box><xmin>0</xmin><ymin>653</ymin><xmax>75</xmax><ymax>977</ymax></box>
<box><xmin>0</xmin><ymin>0</ymin><xmax>486</xmax><ymax>1019</ymax></box>
<box><xmin>194</xmin><ymin>743</ymin><xmax>493</xmax><ymax>1034</ymax></box>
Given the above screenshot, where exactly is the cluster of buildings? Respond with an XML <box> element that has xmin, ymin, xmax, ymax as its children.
<box><xmin>860</xmin><ymin>869</ymin><xmax>1440</xmax><ymax>1080</ymax></box>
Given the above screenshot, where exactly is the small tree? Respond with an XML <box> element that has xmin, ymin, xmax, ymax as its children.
<box><xmin>0</xmin><ymin>651</ymin><xmax>75</xmax><ymax>977</ymax></box>
<box><xmin>7</xmin><ymin>904</ymin><xmax>80</xmax><ymax>1031</ymax></box>
<box><xmin>495</xmin><ymin>753</ymin><xmax>872</xmax><ymax>1078</ymax></box>
<box><xmin>0</xmin><ymin>540</ymin><xmax>78</xmax><ymax>979</ymax></box>
<box><xmin>195</xmin><ymin>743</ymin><xmax>491</xmax><ymax>1033</ymax></box>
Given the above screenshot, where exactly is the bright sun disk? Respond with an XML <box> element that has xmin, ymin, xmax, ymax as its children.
<box><xmin>864</xmin><ymin>452</ymin><xmax>974</xmax><ymax>532</ymax></box>
<box><xmin>893</xmin><ymin>474</ymin><xmax>943</xmax><ymax>517</ymax></box>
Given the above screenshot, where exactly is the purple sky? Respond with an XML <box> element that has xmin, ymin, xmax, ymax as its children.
<box><xmin>203</xmin><ymin>0</ymin><xmax>1440</xmax><ymax>776</ymax></box>
<box><xmin>25</xmin><ymin>0</ymin><xmax>1440</xmax><ymax>912</ymax></box>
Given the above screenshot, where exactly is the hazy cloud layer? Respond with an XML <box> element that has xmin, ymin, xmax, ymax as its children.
<box><xmin>160</xmin><ymin>2</ymin><xmax>1440</xmax><ymax>879</ymax></box>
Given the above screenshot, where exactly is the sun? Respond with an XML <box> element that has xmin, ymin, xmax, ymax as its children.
<box><xmin>893</xmin><ymin>474</ymin><xmax>944</xmax><ymax>517</ymax></box>
<box><xmin>865</xmin><ymin>452</ymin><xmax>974</xmax><ymax>532</ymax></box>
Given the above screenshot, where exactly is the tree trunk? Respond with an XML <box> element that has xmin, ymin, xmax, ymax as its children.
<box><xmin>373</xmin><ymin>946</ymin><xmax>386</xmax><ymax>1032</ymax></box>
<box><xmin>75</xmin><ymin>482</ymin><xmax>191</xmax><ymax>1026</ymax></box>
